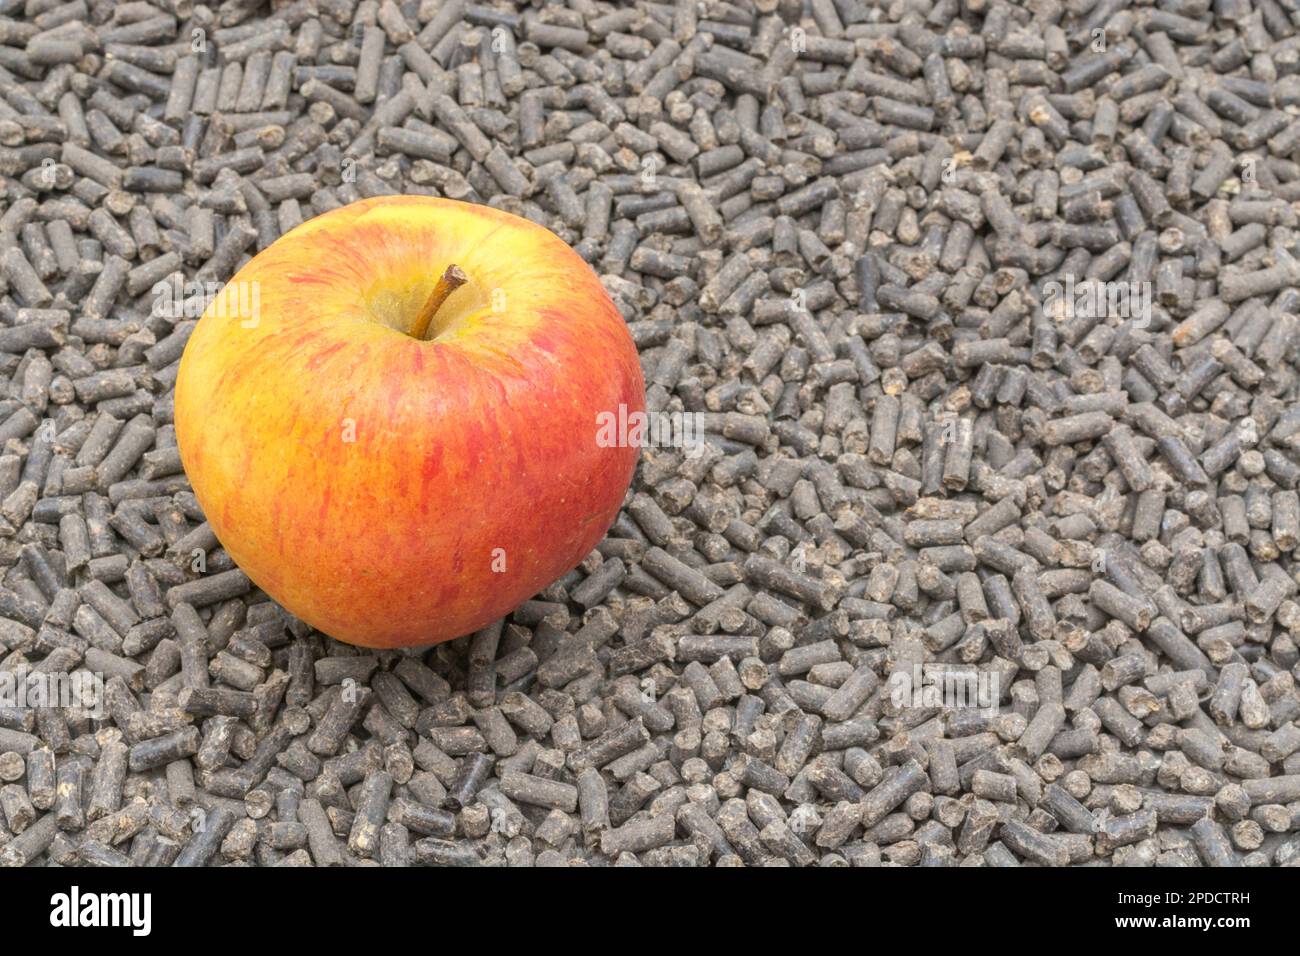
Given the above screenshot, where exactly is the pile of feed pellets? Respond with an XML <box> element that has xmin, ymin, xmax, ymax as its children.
<box><xmin>2</xmin><ymin>0</ymin><xmax>1300</xmax><ymax>868</ymax></box>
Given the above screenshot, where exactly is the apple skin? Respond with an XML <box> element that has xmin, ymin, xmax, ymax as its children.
<box><xmin>175</xmin><ymin>196</ymin><xmax>645</xmax><ymax>648</ymax></box>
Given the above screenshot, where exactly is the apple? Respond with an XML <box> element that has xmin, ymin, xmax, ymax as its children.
<box><xmin>174</xmin><ymin>196</ymin><xmax>645</xmax><ymax>648</ymax></box>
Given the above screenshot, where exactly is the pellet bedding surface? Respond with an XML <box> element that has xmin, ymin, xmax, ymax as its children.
<box><xmin>0</xmin><ymin>0</ymin><xmax>1299</xmax><ymax>869</ymax></box>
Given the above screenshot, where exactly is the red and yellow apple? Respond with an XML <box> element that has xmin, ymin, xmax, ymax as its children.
<box><xmin>174</xmin><ymin>196</ymin><xmax>644</xmax><ymax>648</ymax></box>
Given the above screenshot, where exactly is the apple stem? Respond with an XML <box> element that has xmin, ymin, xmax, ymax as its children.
<box><xmin>410</xmin><ymin>264</ymin><xmax>468</xmax><ymax>340</ymax></box>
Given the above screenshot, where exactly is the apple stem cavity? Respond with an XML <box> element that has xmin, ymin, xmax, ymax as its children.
<box><xmin>410</xmin><ymin>264</ymin><xmax>468</xmax><ymax>340</ymax></box>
